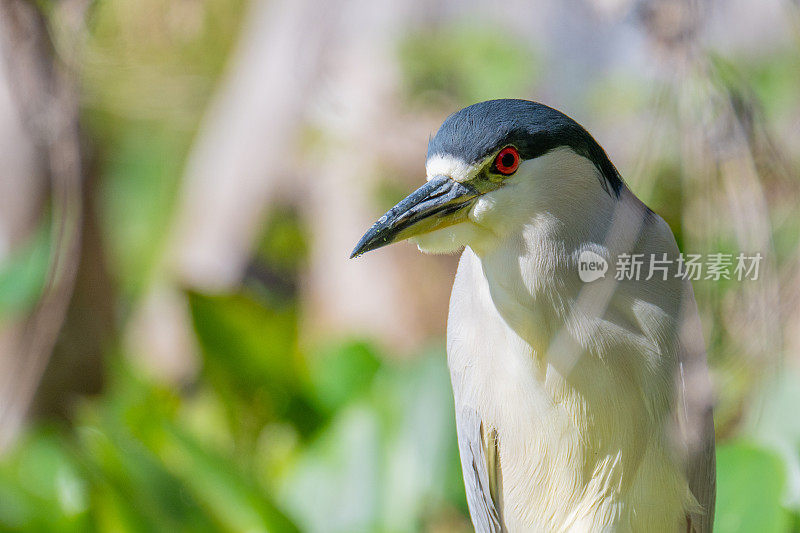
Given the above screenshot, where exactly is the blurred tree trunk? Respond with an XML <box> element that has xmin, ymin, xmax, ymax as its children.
<box><xmin>31</xmin><ymin>154</ymin><xmax>113</xmax><ymax>420</ymax></box>
<box><xmin>0</xmin><ymin>0</ymin><xmax>84</xmax><ymax>447</ymax></box>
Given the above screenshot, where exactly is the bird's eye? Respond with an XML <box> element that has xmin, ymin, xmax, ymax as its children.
<box><xmin>494</xmin><ymin>146</ymin><xmax>520</xmax><ymax>175</ymax></box>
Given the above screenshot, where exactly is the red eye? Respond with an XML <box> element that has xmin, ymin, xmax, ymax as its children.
<box><xmin>494</xmin><ymin>146</ymin><xmax>520</xmax><ymax>175</ymax></box>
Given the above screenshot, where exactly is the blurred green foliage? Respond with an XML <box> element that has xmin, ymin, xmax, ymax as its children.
<box><xmin>715</xmin><ymin>442</ymin><xmax>790</xmax><ymax>532</ymax></box>
<box><xmin>99</xmin><ymin>125</ymin><xmax>189</xmax><ymax>297</ymax></box>
<box><xmin>84</xmin><ymin>0</ymin><xmax>246</xmax><ymax>300</ymax></box>
<box><xmin>3</xmin><ymin>281</ymin><xmax>799</xmax><ymax>531</ymax></box>
<box><xmin>398</xmin><ymin>20</ymin><xmax>538</xmax><ymax>108</ymax></box>
<box><xmin>0</xmin><ymin>298</ymin><xmax>467</xmax><ymax>531</ymax></box>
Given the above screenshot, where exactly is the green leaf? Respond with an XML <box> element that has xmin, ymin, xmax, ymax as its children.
<box><xmin>76</xmin><ymin>422</ymin><xmax>213</xmax><ymax>533</ymax></box>
<box><xmin>278</xmin><ymin>404</ymin><xmax>383</xmax><ymax>533</ymax></box>
<box><xmin>187</xmin><ymin>291</ymin><xmax>298</xmax><ymax>394</ymax></box>
<box><xmin>73</xmin><ymin>361</ymin><xmax>299</xmax><ymax>533</ymax></box>
<box><xmin>148</xmin><ymin>426</ymin><xmax>300</xmax><ymax>533</ymax></box>
<box><xmin>375</xmin><ymin>346</ymin><xmax>460</xmax><ymax>531</ymax></box>
<box><xmin>187</xmin><ymin>290</ymin><xmax>321</xmax><ymax>437</ymax></box>
<box><xmin>0</xmin><ymin>428</ymin><xmax>91</xmax><ymax>532</ymax></box>
<box><xmin>714</xmin><ymin>441</ymin><xmax>790</xmax><ymax>533</ymax></box>
<box><xmin>278</xmin><ymin>348</ymin><xmax>461</xmax><ymax>533</ymax></box>
<box><xmin>306</xmin><ymin>340</ymin><xmax>382</xmax><ymax>413</ymax></box>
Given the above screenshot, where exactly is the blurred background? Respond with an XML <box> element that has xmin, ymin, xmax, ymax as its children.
<box><xmin>0</xmin><ymin>0</ymin><xmax>799</xmax><ymax>531</ymax></box>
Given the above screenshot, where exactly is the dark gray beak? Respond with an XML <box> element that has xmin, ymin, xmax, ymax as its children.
<box><xmin>350</xmin><ymin>175</ymin><xmax>479</xmax><ymax>258</ymax></box>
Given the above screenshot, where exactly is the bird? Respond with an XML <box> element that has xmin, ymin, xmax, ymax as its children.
<box><xmin>351</xmin><ymin>99</ymin><xmax>715</xmax><ymax>532</ymax></box>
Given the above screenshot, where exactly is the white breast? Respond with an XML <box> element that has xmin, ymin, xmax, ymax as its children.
<box><xmin>447</xmin><ymin>229</ymin><xmax>695</xmax><ymax>531</ymax></box>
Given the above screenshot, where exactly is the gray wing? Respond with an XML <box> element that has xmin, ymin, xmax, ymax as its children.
<box><xmin>454</xmin><ymin>404</ymin><xmax>506</xmax><ymax>533</ymax></box>
<box><xmin>678</xmin><ymin>282</ymin><xmax>716</xmax><ymax>532</ymax></box>
<box><xmin>685</xmin><ymin>397</ymin><xmax>716</xmax><ymax>532</ymax></box>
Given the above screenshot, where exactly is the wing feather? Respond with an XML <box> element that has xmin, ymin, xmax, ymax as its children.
<box><xmin>454</xmin><ymin>404</ymin><xmax>505</xmax><ymax>532</ymax></box>
<box><xmin>678</xmin><ymin>282</ymin><xmax>716</xmax><ymax>532</ymax></box>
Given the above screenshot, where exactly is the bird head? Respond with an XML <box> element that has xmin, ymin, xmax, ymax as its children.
<box><xmin>351</xmin><ymin>99</ymin><xmax>623</xmax><ymax>258</ymax></box>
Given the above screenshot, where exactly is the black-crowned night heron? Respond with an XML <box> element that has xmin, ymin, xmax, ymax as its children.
<box><xmin>351</xmin><ymin>99</ymin><xmax>715</xmax><ymax>532</ymax></box>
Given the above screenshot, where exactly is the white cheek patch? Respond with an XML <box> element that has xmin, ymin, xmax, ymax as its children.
<box><xmin>425</xmin><ymin>154</ymin><xmax>476</xmax><ymax>182</ymax></box>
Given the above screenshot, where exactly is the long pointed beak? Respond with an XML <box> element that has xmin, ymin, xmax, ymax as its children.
<box><xmin>350</xmin><ymin>175</ymin><xmax>479</xmax><ymax>258</ymax></box>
